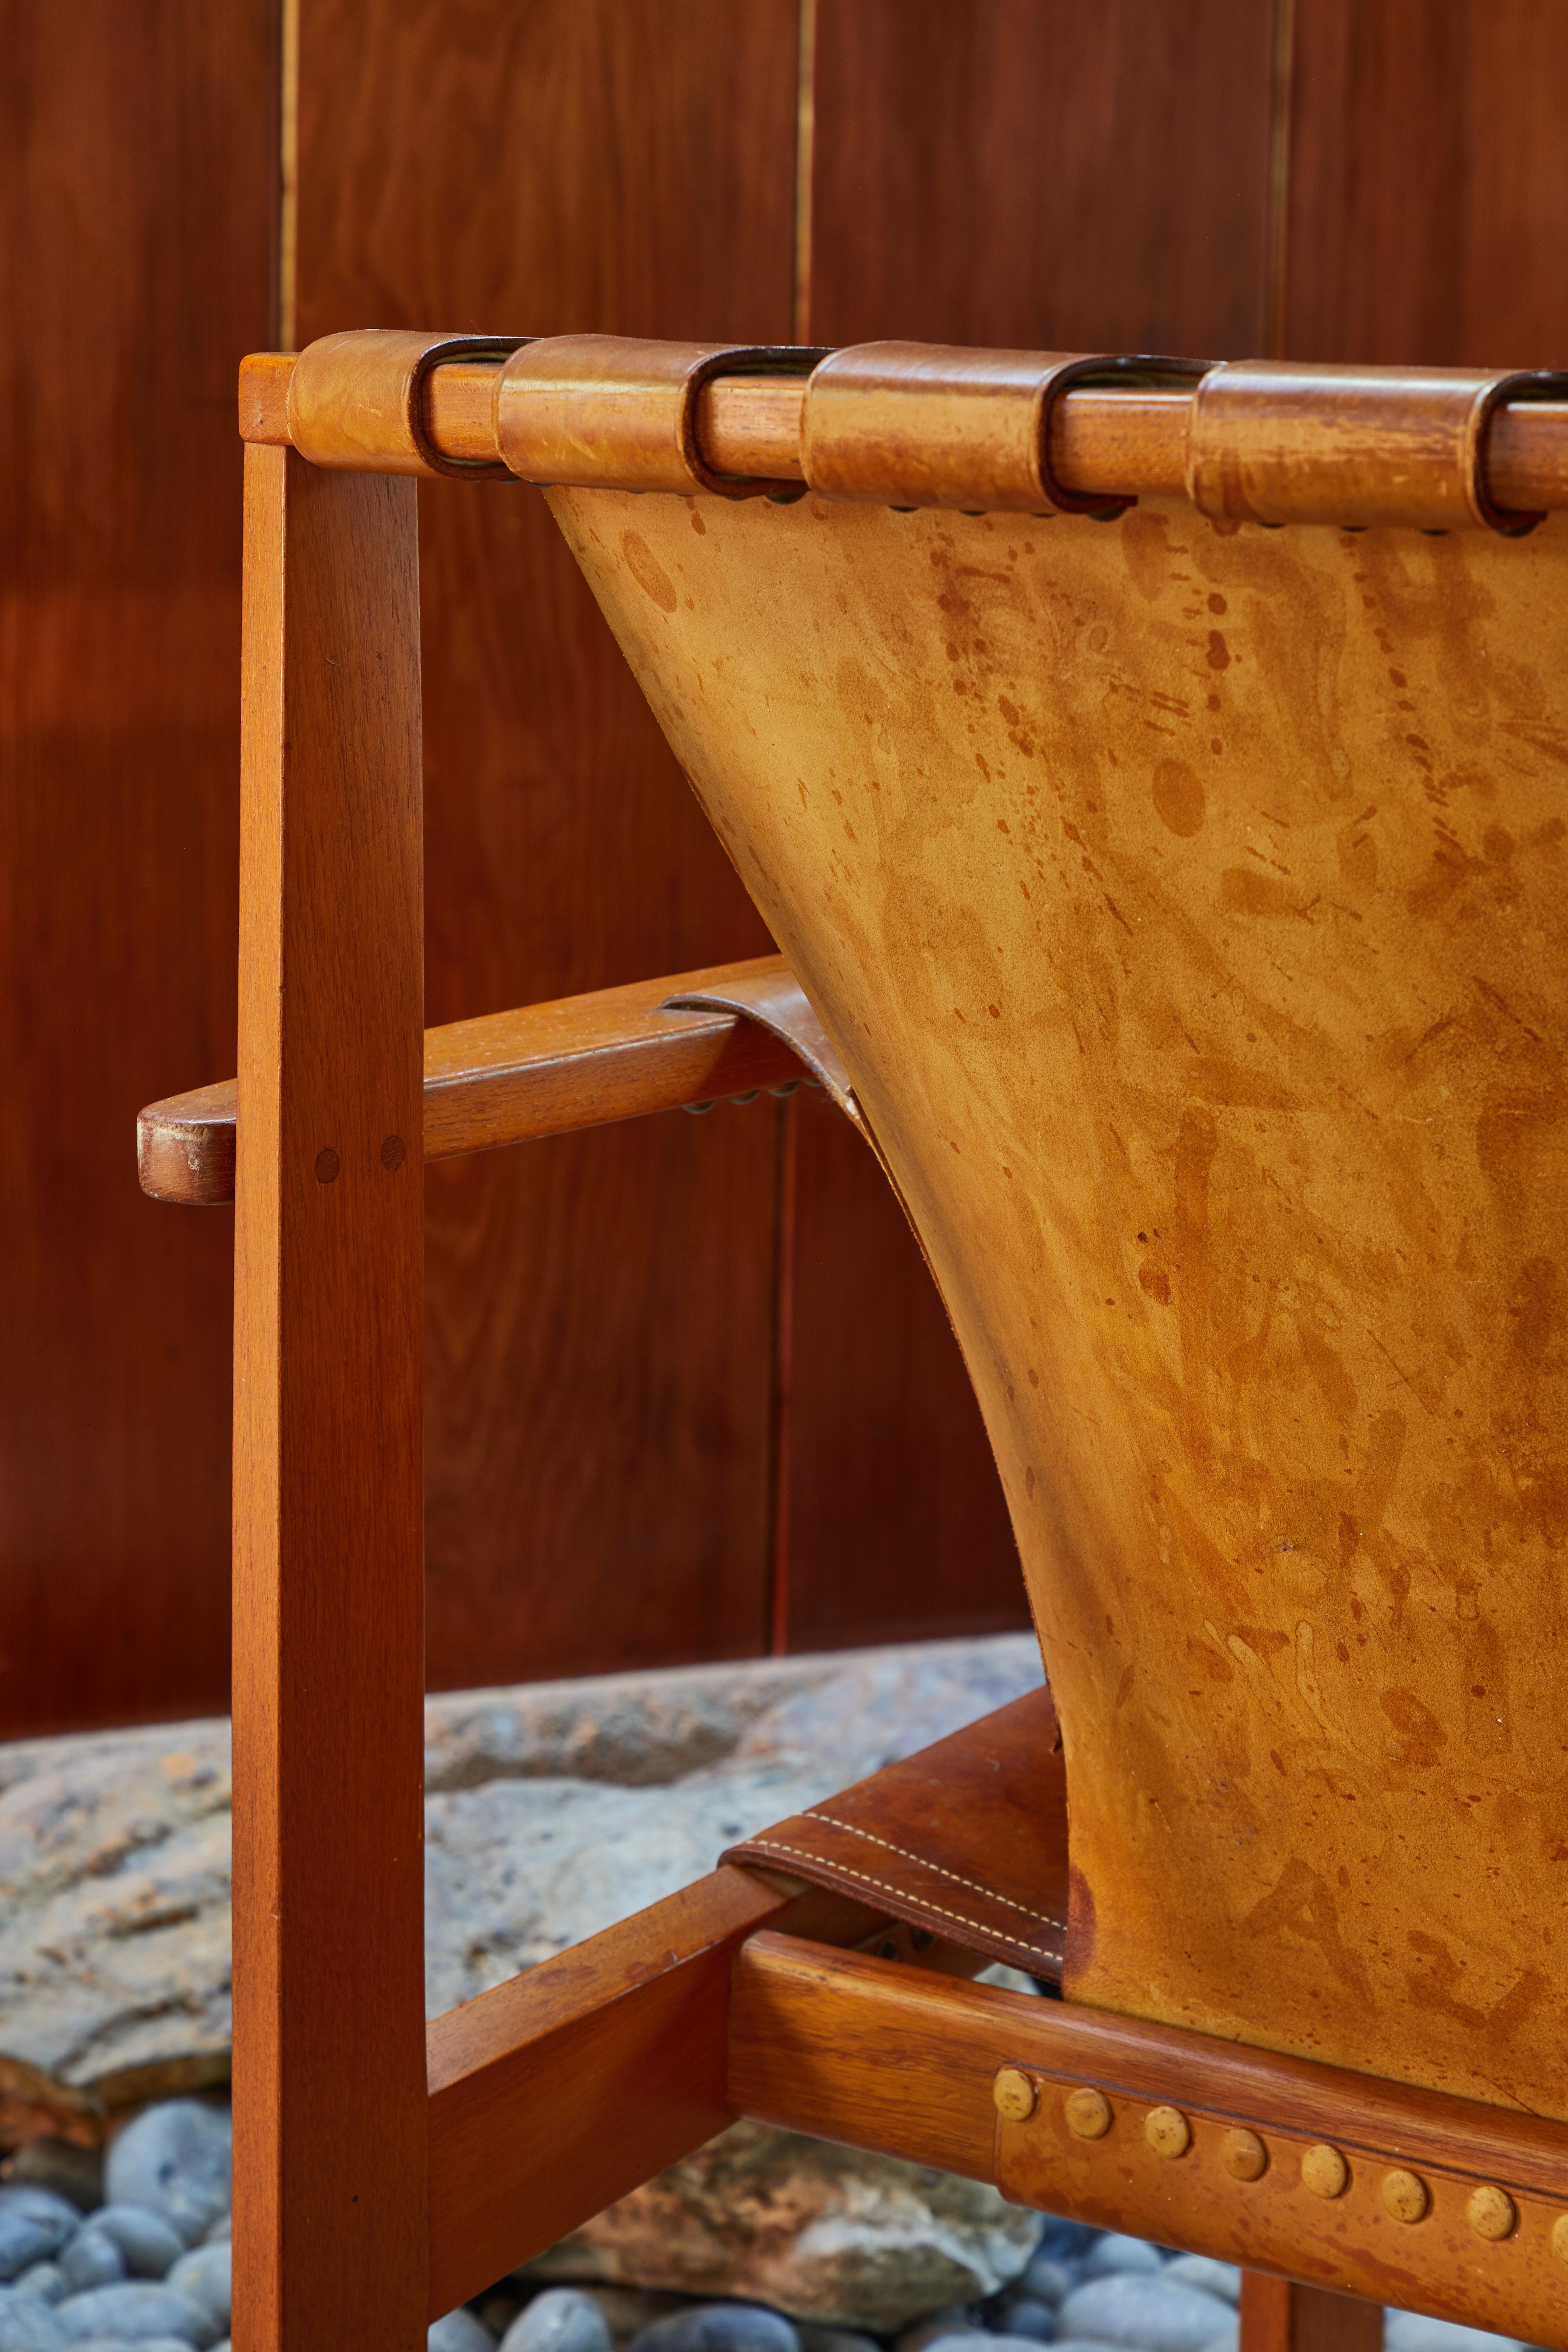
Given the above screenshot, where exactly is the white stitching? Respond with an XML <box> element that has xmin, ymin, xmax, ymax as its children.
<box><xmin>803</xmin><ymin>1810</ymin><xmax>1068</xmax><ymax>1932</ymax></box>
<box><xmin>741</xmin><ymin>1835</ymin><xmax>1065</xmax><ymax>1968</ymax></box>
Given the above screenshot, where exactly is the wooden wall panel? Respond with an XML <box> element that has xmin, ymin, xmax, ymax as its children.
<box><xmin>1282</xmin><ymin>1</ymin><xmax>1568</xmax><ymax>365</ymax></box>
<box><xmin>807</xmin><ymin>0</ymin><xmax>1278</xmax><ymax>356</ymax></box>
<box><xmin>294</xmin><ymin>0</ymin><xmax>798</xmax><ymax>1682</ymax></box>
<box><xmin>783</xmin><ymin>0</ymin><xmax>1281</xmax><ymax>1650</ymax></box>
<box><xmin>781</xmin><ymin>1095</ymin><xmax>1023</xmax><ymax>1652</ymax></box>
<box><xmin>0</xmin><ymin>3</ymin><xmax>275</xmax><ymax>1734</ymax></box>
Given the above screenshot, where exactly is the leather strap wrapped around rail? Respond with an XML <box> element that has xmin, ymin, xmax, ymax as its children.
<box><xmin>725</xmin><ymin>1685</ymin><xmax>1068</xmax><ymax>1980</ymax></box>
<box><xmin>287</xmin><ymin>329</ymin><xmax>528</xmax><ymax>477</ymax></box>
<box><xmin>1186</xmin><ymin>359</ymin><xmax>1568</xmax><ymax>533</ymax></box>
<box><xmin>495</xmin><ymin>336</ymin><xmax>824</xmax><ymax>500</ymax></box>
<box><xmin>800</xmin><ymin>345</ymin><xmax>1209</xmax><ymax>515</ymax></box>
<box><xmin>662</xmin><ymin>965</ymin><xmax>860</xmax><ymax>1127</ymax></box>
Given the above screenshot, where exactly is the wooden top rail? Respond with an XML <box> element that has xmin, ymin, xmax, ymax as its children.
<box><xmin>240</xmin><ymin>347</ymin><xmax>1568</xmax><ymax>514</ymax></box>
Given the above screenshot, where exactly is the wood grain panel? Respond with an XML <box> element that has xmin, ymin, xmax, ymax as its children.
<box><xmin>0</xmin><ymin>1</ymin><xmax>275</xmax><ymax>1733</ymax></box>
<box><xmin>782</xmin><ymin>1091</ymin><xmax>1026</xmax><ymax>1651</ymax></box>
<box><xmin>1282</xmin><ymin>2</ymin><xmax>1568</xmax><ymax>365</ymax></box>
<box><xmin>808</xmin><ymin>0</ymin><xmax>1278</xmax><ymax>356</ymax></box>
<box><xmin>293</xmin><ymin>0</ymin><xmax>797</xmax><ymax>1683</ymax></box>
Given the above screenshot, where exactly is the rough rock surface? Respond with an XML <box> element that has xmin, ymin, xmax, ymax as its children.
<box><xmin>524</xmin><ymin>2120</ymin><xmax>1041</xmax><ymax>2331</ymax></box>
<box><xmin>0</xmin><ymin>1636</ymin><xmax>1041</xmax><ymax>2110</ymax></box>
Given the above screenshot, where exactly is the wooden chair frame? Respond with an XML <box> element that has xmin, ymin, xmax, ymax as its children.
<box><xmin>140</xmin><ymin>337</ymin><xmax>1568</xmax><ymax>2352</ymax></box>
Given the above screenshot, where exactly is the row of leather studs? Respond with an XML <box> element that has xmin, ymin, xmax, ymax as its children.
<box><xmin>991</xmin><ymin>2069</ymin><xmax>1558</xmax><ymax>2252</ymax></box>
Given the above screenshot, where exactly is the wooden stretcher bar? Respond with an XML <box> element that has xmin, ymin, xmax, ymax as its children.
<box><xmin>137</xmin><ymin>954</ymin><xmax>811</xmax><ymax>1205</ymax></box>
<box><xmin>728</xmin><ymin>1936</ymin><xmax>1568</xmax><ymax>2351</ymax></box>
<box><xmin>423</xmin><ymin>1871</ymin><xmax>890</xmax><ymax>2320</ymax></box>
<box><xmin>237</xmin><ymin>347</ymin><xmax>1568</xmax><ymax>514</ymax></box>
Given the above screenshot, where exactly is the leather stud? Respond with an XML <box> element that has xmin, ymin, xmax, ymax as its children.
<box><xmin>994</xmin><ymin>2067</ymin><xmax>1037</xmax><ymax>2122</ymax></box>
<box><xmin>1552</xmin><ymin>2215</ymin><xmax>1568</xmax><ymax>2265</ymax></box>
<box><xmin>1145</xmin><ymin>2106</ymin><xmax>1191</xmax><ymax>2160</ymax></box>
<box><xmin>1301</xmin><ymin>2143</ymin><xmax>1349</xmax><ymax>2199</ymax></box>
<box><xmin>1382</xmin><ymin>2169</ymin><xmax>1430</xmax><ymax>2225</ymax></box>
<box><xmin>1467</xmin><ymin>2185</ymin><xmax>1515</xmax><ymax>2242</ymax></box>
<box><xmin>1065</xmin><ymin>2088</ymin><xmax>1113</xmax><ymax>2139</ymax></box>
<box><xmin>1221</xmin><ymin>2128</ymin><xmax>1268</xmax><ymax>2183</ymax></box>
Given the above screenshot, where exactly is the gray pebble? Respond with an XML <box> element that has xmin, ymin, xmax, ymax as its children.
<box><xmin>195</xmin><ymin>2228</ymin><xmax>225</xmax><ymax>2255</ymax></box>
<box><xmin>895</xmin><ymin>2312</ymin><xmax>980</xmax><ymax>2352</ymax></box>
<box><xmin>1385</xmin><ymin>2323</ymin><xmax>1522</xmax><ymax>2352</ymax></box>
<box><xmin>1078</xmin><ymin>2235</ymin><xmax>1165</xmax><ymax>2281</ymax></box>
<box><xmin>628</xmin><ymin>2307</ymin><xmax>800</xmax><ymax>2352</ymax></box>
<box><xmin>103</xmin><ymin>2109</ymin><xmax>231</xmax><ymax>2252</ymax></box>
<box><xmin>162</xmin><ymin>2252</ymin><xmax>226</xmax><ymax>2339</ymax></box>
<box><xmin>53</xmin><ymin>2283</ymin><xmax>218</xmax><ymax>2347</ymax></box>
<box><xmin>1163</xmin><ymin>2261</ymin><xmax>1240</xmax><ymax>2310</ymax></box>
<box><xmin>927</xmin><ymin>2340</ymin><xmax>1041</xmax><ymax>2352</ymax></box>
<box><xmin>88</xmin><ymin>2216</ymin><xmax>183</xmax><ymax>2285</ymax></box>
<box><xmin>572</xmin><ymin>2290</ymin><xmax>687</xmax><ymax>2341</ymax></box>
<box><xmin>59</xmin><ymin>2238</ymin><xmax>125</xmax><ymax>2298</ymax></box>
<box><xmin>0</xmin><ymin>2201</ymin><xmax>82</xmax><ymax>2244</ymax></box>
<box><xmin>0</xmin><ymin>2286</ymin><xmax>68</xmax><ymax>2352</ymax></box>
<box><xmin>992</xmin><ymin>2301</ymin><xmax>1055</xmax><ymax>2343</ymax></box>
<box><xmin>501</xmin><ymin>2290</ymin><xmax>609</xmax><ymax>2352</ymax></box>
<box><xmin>11</xmin><ymin>2275</ymin><xmax>63</xmax><ymax>2310</ymax></box>
<box><xmin>1</xmin><ymin>2149</ymin><xmax>101</xmax><ymax>2220</ymax></box>
<box><xmin>70</xmin><ymin>2341</ymin><xmax>194</xmax><ymax>2352</ymax></box>
<box><xmin>1017</xmin><ymin>2257</ymin><xmax>1074</xmax><ymax>2309</ymax></box>
<box><xmin>430</xmin><ymin>2311</ymin><xmax>496</xmax><ymax>2352</ymax></box>
<box><xmin>72</xmin><ymin>2340</ymin><xmax>195</xmax><ymax>2352</ymax></box>
<box><xmin>0</xmin><ymin>2224</ymin><xmax>66</xmax><ymax>2293</ymax></box>
<box><xmin>1053</xmin><ymin>2342</ymin><xmax>1158</xmax><ymax>2352</ymax></box>
<box><xmin>1058</xmin><ymin>2278</ymin><xmax>1238</xmax><ymax>2352</ymax></box>
<box><xmin>798</xmin><ymin>2333</ymin><xmax>881</xmax><ymax>2352</ymax></box>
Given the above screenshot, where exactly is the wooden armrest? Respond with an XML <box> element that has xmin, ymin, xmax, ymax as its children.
<box><xmin>138</xmin><ymin>955</ymin><xmax>816</xmax><ymax>1205</ymax></box>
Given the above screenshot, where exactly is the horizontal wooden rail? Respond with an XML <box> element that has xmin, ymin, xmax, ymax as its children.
<box><xmin>240</xmin><ymin>347</ymin><xmax>1568</xmax><ymax>512</ymax></box>
<box><xmin>424</xmin><ymin>1873</ymin><xmax>885</xmax><ymax>2319</ymax></box>
<box><xmin>728</xmin><ymin>1937</ymin><xmax>1568</xmax><ymax>2348</ymax></box>
<box><xmin>138</xmin><ymin>955</ymin><xmax>809</xmax><ymax>1205</ymax></box>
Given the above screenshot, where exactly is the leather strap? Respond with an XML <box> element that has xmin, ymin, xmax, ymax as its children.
<box><xmin>800</xmin><ymin>344</ymin><xmax>1209</xmax><ymax>515</ymax></box>
<box><xmin>725</xmin><ymin>1685</ymin><xmax>1068</xmax><ymax>1981</ymax></box>
<box><xmin>662</xmin><ymin>965</ymin><xmax>860</xmax><ymax>1127</ymax></box>
<box><xmin>287</xmin><ymin>329</ymin><xmax>528</xmax><ymax>478</ymax></box>
<box><xmin>495</xmin><ymin>336</ymin><xmax>824</xmax><ymax>500</ymax></box>
<box><xmin>1186</xmin><ymin>359</ymin><xmax>1568</xmax><ymax>534</ymax></box>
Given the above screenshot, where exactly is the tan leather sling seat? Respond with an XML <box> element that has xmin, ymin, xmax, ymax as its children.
<box><xmin>151</xmin><ymin>331</ymin><xmax>1568</xmax><ymax>2352</ymax></box>
<box><xmin>536</xmin><ymin>342</ymin><xmax>1568</xmax><ymax>2102</ymax></box>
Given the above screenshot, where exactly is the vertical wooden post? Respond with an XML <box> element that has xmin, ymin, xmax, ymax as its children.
<box><xmin>1240</xmin><ymin>2274</ymin><xmax>1384</xmax><ymax>2352</ymax></box>
<box><xmin>232</xmin><ymin>444</ymin><xmax>427</xmax><ymax>2352</ymax></box>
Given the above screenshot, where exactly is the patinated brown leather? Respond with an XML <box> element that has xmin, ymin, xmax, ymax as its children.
<box><xmin>494</xmin><ymin>336</ymin><xmax>822</xmax><ymax>499</ymax></box>
<box><xmin>801</xmin><ymin>344</ymin><xmax>1208</xmax><ymax>515</ymax></box>
<box><xmin>726</xmin><ymin>1687</ymin><xmax>1067</xmax><ymax>1980</ymax></box>
<box><xmin>549</xmin><ymin>461</ymin><xmax>1568</xmax><ymax>2121</ymax></box>
<box><xmin>662</xmin><ymin>966</ymin><xmax>858</xmax><ymax>1121</ymax></box>
<box><xmin>286</xmin><ymin>329</ymin><xmax>527</xmax><ymax>477</ymax></box>
<box><xmin>1187</xmin><ymin>359</ymin><xmax>1568</xmax><ymax>533</ymax></box>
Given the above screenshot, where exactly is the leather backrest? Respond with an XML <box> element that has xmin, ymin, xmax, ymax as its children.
<box><xmin>545</xmin><ymin>476</ymin><xmax>1568</xmax><ymax>2120</ymax></box>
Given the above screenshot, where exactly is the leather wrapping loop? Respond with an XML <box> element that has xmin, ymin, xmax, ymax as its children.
<box><xmin>800</xmin><ymin>343</ymin><xmax>1209</xmax><ymax>514</ymax></box>
<box><xmin>662</xmin><ymin>966</ymin><xmax>859</xmax><ymax>1123</ymax></box>
<box><xmin>286</xmin><ymin>329</ymin><xmax>528</xmax><ymax>477</ymax></box>
<box><xmin>1186</xmin><ymin>360</ymin><xmax>1568</xmax><ymax>534</ymax></box>
<box><xmin>495</xmin><ymin>335</ymin><xmax>826</xmax><ymax>499</ymax></box>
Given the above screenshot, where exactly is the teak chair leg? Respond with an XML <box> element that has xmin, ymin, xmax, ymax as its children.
<box><xmin>1239</xmin><ymin>2274</ymin><xmax>1384</xmax><ymax>2352</ymax></box>
<box><xmin>232</xmin><ymin>445</ymin><xmax>428</xmax><ymax>2352</ymax></box>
